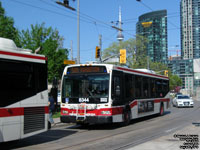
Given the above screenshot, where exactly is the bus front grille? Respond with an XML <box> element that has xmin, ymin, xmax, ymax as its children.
<box><xmin>24</xmin><ymin>107</ymin><xmax>45</xmax><ymax>134</ymax></box>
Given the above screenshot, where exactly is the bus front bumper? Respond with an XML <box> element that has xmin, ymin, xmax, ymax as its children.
<box><xmin>60</xmin><ymin>115</ymin><xmax>112</xmax><ymax>124</ymax></box>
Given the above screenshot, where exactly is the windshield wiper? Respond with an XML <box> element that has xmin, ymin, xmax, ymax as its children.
<box><xmin>86</xmin><ymin>88</ymin><xmax>94</xmax><ymax>97</ymax></box>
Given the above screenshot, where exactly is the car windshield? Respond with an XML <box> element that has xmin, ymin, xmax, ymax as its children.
<box><xmin>177</xmin><ymin>95</ymin><xmax>190</xmax><ymax>99</ymax></box>
<box><xmin>62</xmin><ymin>74</ymin><xmax>109</xmax><ymax>98</ymax></box>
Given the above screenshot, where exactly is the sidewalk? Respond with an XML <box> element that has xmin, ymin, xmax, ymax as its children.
<box><xmin>53</xmin><ymin>117</ymin><xmax>61</xmax><ymax>124</ymax></box>
<box><xmin>127</xmin><ymin>122</ymin><xmax>200</xmax><ymax>150</ymax></box>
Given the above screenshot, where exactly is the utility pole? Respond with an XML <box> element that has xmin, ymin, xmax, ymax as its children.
<box><xmin>111</xmin><ymin>6</ymin><xmax>124</xmax><ymax>41</ymax></box>
<box><xmin>99</xmin><ymin>34</ymin><xmax>102</xmax><ymax>62</ymax></box>
<box><xmin>70</xmin><ymin>40</ymin><xmax>73</xmax><ymax>60</ymax></box>
<box><xmin>117</xmin><ymin>6</ymin><xmax>124</xmax><ymax>42</ymax></box>
<box><xmin>56</xmin><ymin>0</ymin><xmax>80</xmax><ymax>64</ymax></box>
<box><xmin>77</xmin><ymin>0</ymin><xmax>80</xmax><ymax>64</ymax></box>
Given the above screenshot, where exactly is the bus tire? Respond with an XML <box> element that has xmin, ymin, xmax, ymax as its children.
<box><xmin>123</xmin><ymin>109</ymin><xmax>131</xmax><ymax>126</ymax></box>
<box><xmin>159</xmin><ymin>103</ymin><xmax>164</xmax><ymax>116</ymax></box>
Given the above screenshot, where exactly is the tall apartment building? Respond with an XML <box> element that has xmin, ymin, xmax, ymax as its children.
<box><xmin>181</xmin><ymin>0</ymin><xmax>200</xmax><ymax>59</ymax></box>
<box><xmin>136</xmin><ymin>10</ymin><xmax>168</xmax><ymax>62</ymax></box>
<box><xmin>167</xmin><ymin>58</ymin><xmax>200</xmax><ymax>96</ymax></box>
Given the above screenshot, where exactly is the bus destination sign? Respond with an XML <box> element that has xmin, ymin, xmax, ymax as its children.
<box><xmin>68</xmin><ymin>66</ymin><xmax>107</xmax><ymax>74</ymax></box>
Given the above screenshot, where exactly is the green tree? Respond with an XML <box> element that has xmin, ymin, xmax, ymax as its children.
<box><xmin>19</xmin><ymin>23</ymin><xmax>68</xmax><ymax>82</ymax></box>
<box><xmin>169</xmin><ymin>74</ymin><xmax>182</xmax><ymax>90</ymax></box>
<box><xmin>0</xmin><ymin>2</ymin><xmax>20</xmax><ymax>46</ymax></box>
<box><xmin>150</xmin><ymin>62</ymin><xmax>168</xmax><ymax>75</ymax></box>
<box><xmin>102</xmin><ymin>35</ymin><xmax>148</xmax><ymax>68</ymax></box>
<box><xmin>102</xmin><ymin>37</ymin><xmax>182</xmax><ymax>91</ymax></box>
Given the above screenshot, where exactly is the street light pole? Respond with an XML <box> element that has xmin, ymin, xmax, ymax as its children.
<box><xmin>56</xmin><ymin>0</ymin><xmax>80</xmax><ymax>64</ymax></box>
<box><xmin>77</xmin><ymin>0</ymin><xmax>80</xmax><ymax>64</ymax></box>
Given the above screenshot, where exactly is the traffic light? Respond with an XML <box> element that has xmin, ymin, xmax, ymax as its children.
<box><xmin>120</xmin><ymin>49</ymin><xmax>126</xmax><ymax>64</ymax></box>
<box><xmin>95</xmin><ymin>46</ymin><xmax>100</xmax><ymax>58</ymax></box>
<box><xmin>164</xmin><ymin>70</ymin><xmax>168</xmax><ymax>77</ymax></box>
<box><xmin>63</xmin><ymin>0</ymin><xmax>69</xmax><ymax>5</ymax></box>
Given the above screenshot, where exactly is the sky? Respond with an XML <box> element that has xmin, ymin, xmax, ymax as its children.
<box><xmin>1</xmin><ymin>0</ymin><xmax>181</xmax><ymax>63</ymax></box>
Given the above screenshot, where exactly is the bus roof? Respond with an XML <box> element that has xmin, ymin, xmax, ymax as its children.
<box><xmin>63</xmin><ymin>63</ymin><xmax>169</xmax><ymax>80</ymax></box>
<box><xmin>0</xmin><ymin>37</ymin><xmax>46</xmax><ymax>63</ymax></box>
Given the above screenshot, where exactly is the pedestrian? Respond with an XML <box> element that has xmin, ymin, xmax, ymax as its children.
<box><xmin>48</xmin><ymin>91</ymin><xmax>55</xmax><ymax>126</ymax></box>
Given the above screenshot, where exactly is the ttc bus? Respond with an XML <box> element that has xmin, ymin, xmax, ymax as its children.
<box><xmin>60</xmin><ymin>64</ymin><xmax>170</xmax><ymax>125</ymax></box>
<box><xmin>0</xmin><ymin>38</ymin><xmax>49</xmax><ymax>142</ymax></box>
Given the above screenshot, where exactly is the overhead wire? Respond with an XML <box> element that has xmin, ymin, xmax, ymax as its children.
<box><xmin>5</xmin><ymin>0</ymin><xmax>181</xmax><ymax>44</ymax></box>
<box><xmin>17</xmin><ymin>0</ymin><xmax>124</xmax><ymax>41</ymax></box>
<box><xmin>8</xmin><ymin>0</ymin><xmax>136</xmax><ymax>44</ymax></box>
<box><xmin>41</xmin><ymin>0</ymin><xmax>108</xmax><ymax>38</ymax></box>
<box><xmin>11</xmin><ymin>0</ymin><xmax>94</xmax><ymax>24</ymax></box>
<box><xmin>137</xmin><ymin>1</ymin><xmax>180</xmax><ymax>29</ymax></box>
<box><xmin>42</xmin><ymin>0</ymin><xmax>115</xmax><ymax>30</ymax></box>
<box><xmin>123</xmin><ymin>13</ymin><xmax>180</xmax><ymax>24</ymax></box>
<box><xmin>41</xmin><ymin>0</ymin><xmax>97</xmax><ymax>24</ymax></box>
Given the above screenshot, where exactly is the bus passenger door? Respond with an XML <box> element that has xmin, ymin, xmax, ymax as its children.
<box><xmin>111</xmin><ymin>71</ymin><xmax>124</xmax><ymax>106</ymax></box>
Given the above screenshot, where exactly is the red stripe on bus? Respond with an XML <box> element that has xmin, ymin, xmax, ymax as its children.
<box><xmin>0</xmin><ymin>50</ymin><xmax>47</xmax><ymax>60</ymax></box>
<box><xmin>0</xmin><ymin>106</ymin><xmax>49</xmax><ymax>117</ymax></box>
<box><xmin>61</xmin><ymin>107</ymin><xmax>124</xmax><ymax>116</ymax></box>
<box><xmin>130</xmin><ymin>100</ymin><xmax>137</xmax><ymax>108</ymax></box>
<box><xmin>112</xmin><ymin>107</ymin><xmax>123</xmax><ymax>115</ymax></box>
<box><xmin>61</xmin><ymin>99</ymin><xmax>170</xmax><ymax>117</ymax></box>
<box><xmin>45</xmin><ymin>106</ymin><xmax>49</xmax><ymax>114</ymax></box>
<box><xmin>116</xmin><ymin>67</ymin><xmax>169</xmax><ymax>79</ymax></box>
<box><xmin>0</xmin><ymin>108</ymin><xmax>24</xmax><ymax>117</ymax></box>
<box><xmin>154</xmin><ymin>98</ymin><xmax>170</xmax><ymax>103</ymax></box>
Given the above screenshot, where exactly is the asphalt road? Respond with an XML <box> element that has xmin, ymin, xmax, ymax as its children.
<box><xmin>1</xmin><ymin>100</ymin><xmax>200</xmax><ymax>150</ymax></box>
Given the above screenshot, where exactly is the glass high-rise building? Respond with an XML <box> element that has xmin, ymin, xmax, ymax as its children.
<box><xmin>181</xmin><ymin>0</ymin><xmax>200</xmax><ymax>59</ymax></box>
<box><xmin>136</xmin><ymin>10</ymin><xmax>168</xmax><ymax>62</ymax></box>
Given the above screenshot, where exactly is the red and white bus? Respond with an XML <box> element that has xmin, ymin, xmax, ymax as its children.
<box><xmin>60</xmin><ymin>63</ymin><xmax>170</xmax><ymax>125</ymax></box>
<box><xmin>0</xmin><ymin>38</ymin><xmax>49</xmax><ymax>142</ymax></box>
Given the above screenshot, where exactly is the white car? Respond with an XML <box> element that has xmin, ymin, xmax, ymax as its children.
<box><xmin>173</xmin><ymin>95</ymin><xmax>194</xmax><ymax>108</ymax></box>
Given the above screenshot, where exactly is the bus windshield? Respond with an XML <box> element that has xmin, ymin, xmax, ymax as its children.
<box><xmin>62</xmin><ymin>74</ymin><xmax>109</xmax><ymax>104</ymax></box>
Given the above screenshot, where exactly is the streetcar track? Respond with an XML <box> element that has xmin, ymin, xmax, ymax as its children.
<box><xmin>7</xmin><ymin>103</ymin><xmax>199</xmax><ymax>150</ymax></box>
<box><xmin>113</xmin><ymin>106</ymin><xmax>200</xmax><ymax>150</ymax></box>
<box><xmin>161</xmin><ymin>104</ymin><xmax>200</xmax><ymax>122</ymax></box>
<box><xmin>54</xmin><ymin>104</ymin><xmax>200</xmax><ymax>150</ymax></box>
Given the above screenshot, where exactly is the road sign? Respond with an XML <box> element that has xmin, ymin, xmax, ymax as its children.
<box><xmin>64</xmin><ymin>60</ymin><xmax>76</xmax><ymax>65</ymax></box>
<box><xmin>164</xmin><ymin>70</ymin><xmax>168</xmax><ymax>77</ymax></box>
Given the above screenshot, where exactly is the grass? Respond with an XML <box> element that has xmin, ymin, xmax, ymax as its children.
<box><xmin>52</xmin><ymin>111</ymin><xmax>61</xmax><ymax>118</ymax></box>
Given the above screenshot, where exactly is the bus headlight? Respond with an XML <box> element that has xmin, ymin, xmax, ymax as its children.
<box><xmin>62</xmin><ymin>110</ymin><xmax>68</xmax><ymax>114</ymax></box>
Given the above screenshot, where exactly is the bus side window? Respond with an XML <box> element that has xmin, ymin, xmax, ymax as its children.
<box><xmin>163</xmin><ymin>80</ymin><xmax>169</xmax><ymax>96</ymax></box>
<box><xmin>113</xmin><ymin>76</ymin><xmax>121</xmax><ymax>97</ymax></box>
<box><xmin>125</xmin><ymin>74</ymin><xmax>134</xmax><ymax>101</ymax></box>
<box><xmin>112</xmin><ymin>71</ymin><xmax>124</xmax><ymax>106</ymax></box>
<box><xmin>150</xmin><ymin>79</ymin><xmax>156</xmax><ymax>98</ymax></box>
<box><xmin>135</xmin><ymin>76</ymin><xmax>142</xmax><ymax>99</ymax></box>
<box><xmin>143</xmin><ymin>77</ymin><xmax>149</xmax><ymax>98</ymax></box>
<box><xmin>155</xmin><ymin>80</ymin><xmax>163</xmax><ymax>98</ymax></box>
